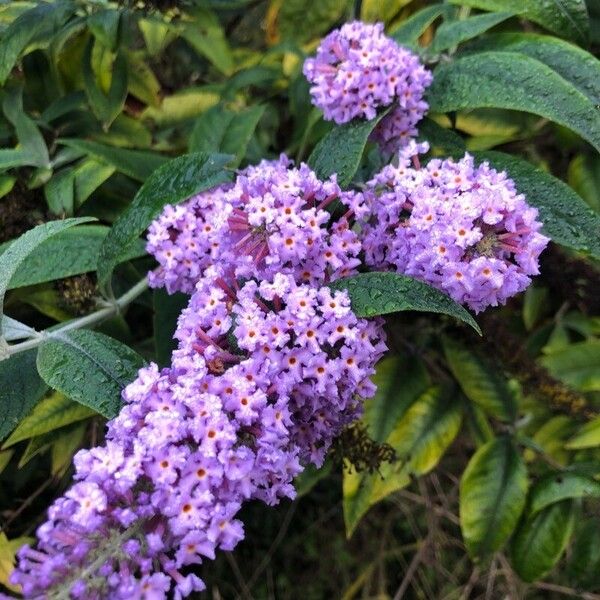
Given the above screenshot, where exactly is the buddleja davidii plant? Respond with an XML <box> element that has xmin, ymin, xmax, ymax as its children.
<box><xmin>324</xmin><ymin>1</ymin><xmax>600</xmax><ymax>591</ymax></box>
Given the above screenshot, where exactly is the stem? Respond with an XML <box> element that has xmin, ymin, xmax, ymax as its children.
<box><xmin>4</xmin><ymin>277</ymin><xmax>149</xmax><ymax>358</ymax></box>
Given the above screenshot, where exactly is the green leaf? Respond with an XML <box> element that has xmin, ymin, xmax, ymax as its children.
<box><xmin>541</xmin><ymin>340</ymin><xmax>600</xmax><ymax>392</ymax></box>
<box><xmin>141</xmin><ymin>86</ymin><xmax>220</xmax><ymax>126</ymax></box>
<box><xmin>0</xmin><ymin>149</ymin><xmax>30</xmax><ymax>170</ymax></box>
<box><xmin>180</xmin><ymin>8</ymin><xmax>233</xmax><ymax>75</ymax></box>
<box><xmin>460</xmin><ymin>436</ymin><xmax>528</xmax><ymax>559</ymax></box>
<box><xmin>88</xmin><ymin>8</ymin><xmax>122</xmax><ymax>51</ymax></box>
<box><xmin>2</xmin><ymin>391</ymin><xmax>93</xmax><ymax>447</ymax></box>
<box><xmin>528</xmin><ymin>472</ymin><xmax>600</xmax><ymax>516</ymax></box>
<box><xmin>361</xmin><ymin>0</ymin><xmax>411</xmax><ymax>23</ymax></box>
<box><xmin>0</xmin><ymin>1</ymin><xmax>73</xmax><ymax>85</ymax></box>
<box><xmin>362</xmin><ymin>354</ymin><xmax>430</xmax><ymax>443</ymax></box>
<box><xmin>1</xmin><ymin>316</ymin><xmax>36</xmax><ymax>342</ymax></box>
<box><xmin>126</xmin><ymin>51</ymin><xmax>161</xmax><ymax>108</ymax></box>
<box><xmin>329</xmin><ymin>272</ymin><xmax>481</xmax><ymax>334</ymax></box>
<box><xmin>427</xmin><ymin>52</ymin><xmax>600</xmax><ymax>153</ymax></box>
<box><xmin>510</xmin><ymin>500</ymin><xmax>576</xmax><ymax>582</ymax></box>
<box><xmin>0</xmin><ymin>532</ymin><xmax>33</xmax><ymax>593</ymax></box>
<box><xmin>464</xmin><ymin>33</ymin><xmax>600</xmax><ymax>106</ymax></box>
<box><xmin>472</xmin><ymin>151</ymin><xmax>600</xmax><ymax>259</ymax></box>
<box><xmin>566</xmin><ymin>518</ymin><xmax>600</xmax><ymax>589</ymax></box>
<box><xmin>568</xmin><ymin>153</ymin><xmax>600</xmax><ymax>212</ymax></box>
<box><xmin>430</xmin><ymin>12</ymin><xmax>514</xmax><ymax>54</ymax></box>
<box><xmin>97</xmin><ymin>152</ymin><xmax>232</xmax><ymax>289</ymax></box>
<box><xmin>0</xmin><ymin>218</ymin><xmax>95</xmax><ymax>323</ymax></box>
<box><xmin>0</xmin><ymin>350</ymin><xmax>48</xmax><ymax>441</ymax></box>
<box><xmin>565</xmin><ymin>416</ymin><xmax>600</xmax><ymax>449</ymax></box>
<box><xmin>190</xmin><ymin>104</ymin><xmax>265</xmax><ymax>167</ymax></box>
<box><xmin>418</xmin><ymin>117</ymin><xmax>466</xmax><ymax>154</ymax></box>
<box><xmin>2</xmin><ymin>87</ymin><xmax>49</xmax><ymax>168</ymax></box>
<box><xmin>389</xmin><ymin>5</ymin><xmax>451</xmax><ymax>47</ymax></box>
<box><xmin>307</xmin><ymin>111</ymin><xmax>387</xmax><ymax>187</ymax></box>
<box><xmin>443</xmin><ymin>337</ymin><xmax>517</xmax><ymax>422</ymax></box>
<box><xmin>1</xmin><ymin>225</ymin><xmax>145</xmax><ymax>289</ymax></box>
<box><xmin>83</xmin><ymin>39</ymin><xmax>128</xmax><ymax>129</ymax></box>
<box><xmin>449</xmin><ymin>0</ymin><xmax>590</xmax><ymax>44</ymax></box>
<box><xmin>153</xmin><ymin>289</ymin><xmax>188</xmax><ymax>368</ymax></box>
<box><xmin>522</xmin><ymin>285</ymin><xmax>550</xmax><ymax>331</ymax></box>
<box><xmin>58</xmin><ymin>138</ymin><xmax>168</xmax><ymax>182</ymax></box>
<box><xmin>344</xmin><ymin>386</ymin><xmax>462</xmax><ymax>536</ymax></box>
<box><xmin>51</xmin><ymin>421</ymin><xmax>86</xmax><ymax>475</ymax></box>
<box><xmin>36</xmin><ymin>329</ymin><xmax>145</xmax><ymax>418</ymax></box>
<box><xmin>276</xmin><ymin>0</ymin><xmax>350</xmax><ymax>44</ymax></box>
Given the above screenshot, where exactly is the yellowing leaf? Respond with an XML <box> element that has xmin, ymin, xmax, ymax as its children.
<box><xmin>0</xmin><ymin>533</ymin><xmax>32</xmax><ymax>593</ymax></box>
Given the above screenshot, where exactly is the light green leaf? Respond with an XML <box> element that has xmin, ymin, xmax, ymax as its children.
<box><xmin>464</xmin><ymin>33</ymin><xmax>600</xmax><ymax>106</ymax></box>
<box><xmin>510</xmin><ymin>500</ymin><xmax>576</xmax><ymax>582</ymax></box>
<box><xmin>344</xmin><ymin>386</ymin><xmax>462</xmax><ymax>536</ymax></box>
<box><xmin>449</xmin><ymin>0</ymin><xmax>589</xmax><ymax>44</ymax></box>
<box><xmin>329</xmin><ymin>272</ymin><xmax>480</xmax><ymax>334</ymax></box>
<box><xmin>97</xmin><ymin>152</ymin><xmax>232</xmax><ymax>289</ymax></box>
<box><xmin>427</xmin><ymin>52</ymin><xmax>600</xmax><ymax>153</ymax></box>
<box><xmin>0</xmin><ymin>449</ymin><xmax>13</xmax><ymax>475</ymax></box>
<box><xmin>361</xmin><ymin>0</ymin><xmax>412</xmax><ymax>23</ymax></box>
<box><xmin>565</xmin><ymin>416</ymin><xmax>600</xmax><ymax>450</ymax></box>
<box><xmin>460</xmin><ymin>436</ymin><xmax>528</xmax><ymax>559</ymax></box>
<box><xmin>58</xmin><ymin>138</ymin><xmax>167</xmax><ymax>182</ymax></box>
<box><xmin>36</xmin><ymin>329</ymin><xmax>145</xmax><ymax>418</ymax></box>
<box><xmin>362</xmin><ymin>354</ymin><xmax>430</xmax><ymax>443</ymax></box>
<box><xmin>2</xmin><ymin>87</ymin><xmax>49</xmax><ymax>168</ymax></box>
<box><xmin>308</xmin><ymin>110</ymin><xmax>388</xmax><ymax>186</ymax></box>
<box><xmin>541</xmin><ymin>340</ymin><xmax>600</xmax><ymax>392</ymax></box>
<box><xmin>568</xmin><ymin>154</ymin><xmax>600</xmax><ymax>212</ymax></box>
<box><xmin>141</xmin><ymin>86</ymin><xmax>220</xmax><ymax>126</ymax></box>
<box><xmin>389</xmin><ymin>5</ymin><xmax>451</xmax><ymax>47</ymax></box>
<box><xmin>528</xmin><ymin>472</ymin><xmax>600</xmax><ymax>516</ymax></box>
<box><xmin>126</xmin><ymin>51</ymin><xmax>161</xmax><ymax>108</ymax></box>
<box><xmin>443</xmin><ymin>337</ymin><xmax>517</xmax><ymax>422</ymax></box>
<box><xmin>0</xmin><ymin>218</ymin><xmax>95</xmax><ymax>322</ymax></box>
<box><xmin>1</xmin><ymin>316</ymin><xmax>36</xmax><ymax>342</ymax></box>
<box><xmin>138</xmin><ymin>16</ymin><xmax>174</xmax><ymax>56</ymax></box>
<box><xmin>1</xmin><ymin>225</ymin><xmax>145</xmax><ymax>290</ymax></box>
<box><xmin>2</xmin><ymin>391</ymin><xmax>93</xmax><ymax>447</ymax></box>
<box><xmin>0</xmin><ymin>532</ymin><xmax>33</xmax><ymax>593</ymax></box>
<box><xmin>0</xmin><ymin>149</ymin><xmax>30</xmax><ymax>170</ymax></box>
<box><xmin>473</xmin><ymin>151</ymin><xmax>600</xmax><ymax>259</ymax></box>
<box><xmin>83</xmin><ymin>39</ymin><xmax>128</xmax><ymax>129</ymax></box>
<box><xmin>87</xmin><ymin>8</ymin><xmax>122</xmax><ymax>51</ymax></box>
<box><xmin>190</xmin><ymin>104</ymin><xmax>265</xmax><ymax>166</ymax></box>
<box><xmin>430</xmin><ymin>11</ymin><xmax>514</xmax><ymax>54</ymax></box>
<box><xmin>180</xmin><ymin>8</ymin><xmax>233</xmax><ymax>75</ymax></box>
<box><xmin>0</xmin><ymin>350</ymin><xmax>48</xmax><ymax>441</ymax></box>
<box><xmin>51</xmin><ymin>421</ymin><xmax>86</xmax><ymax>475</ymax></box>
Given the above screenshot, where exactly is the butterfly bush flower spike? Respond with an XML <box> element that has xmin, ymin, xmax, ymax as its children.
<box><xmin>303</xmin><ymin>21</ymin><xmax>432</xmax><ymax>152</ymax></box>
<box><xmin>362</xmin><ymin>142</ymin><xmax>550</xmax><ymax>313</ymax></box>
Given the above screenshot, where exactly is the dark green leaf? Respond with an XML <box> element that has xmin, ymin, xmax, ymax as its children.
<box><xmin>418</xmin><ymin>118</ymin><xmax>466</xmax><ymax>153</ymax></box>
<box><xmin>389</xmin><ymin>5</ymin><xmax>451</xmax><ymax>47</ymax></box>
<box><xmin>443</xmin><ymin>337</ymin><xmax>517</xmax><ymax>422</ymax></box>
<box><xmin>464</xmin><ymin>33</ymin><xmax>600</xmax><ymax>106</ymax></box>
<box><xmin>566</xmin><ymin>519</ymin><xmax>600</xmax><ymax>589</ymax></box>
<box><xmin>277</xmin><ymin>0</ymin><xmax>350</xmax><ymax>44</ymax></box>
<box><xmin>329</xmin><ymin>272</ymin><xmax>481</xmax><ymax>334</ymax></box>
<box><xmin>97</xmin><ymin>152</ymin><xmax>232</xmax><ymax>288</ymax></box>
<box><xmin>190</xmin><ymin>104</ymin><xmax>265</xmax><ymax>166</ymax></box>
<box><xmin>460</xmin><ymin>436</ymin><xmax>528</xmax><ymax>559</ymax></box>
<box><xmin>0</xmin><ymin>1</ymin><xmax>74</xmax><ymax>85</ymax></box>
<box><xmin>568</xmin><ymin>153</ymin><xmax>600</xmax><ymax>212</ymax></box>
<box><xmin>427</xmin><ymin>52</ymin><xmax>600</xmax><ymax>153</ymax></box>
<box><xmin>529</xmin><ymin>472</ymin><xmax>600</xmax><ymax>516</ymax></box>
<box><xmin>363</xmin><ymin>354</ymin><xmax>430</xmax><ymax>443</ymax></box>
<box><xmin>510</xmin><ymin>500</ymin><xmax>575</xmax><ymax>582</ymax></box>
<box><xmin>88</xmin><ymin>9</ymin><xmax>122</xmax><ymax>51</ymax></box>
<box><xmin>0</xmin><ymin>350</ymin><xmax>48</xmax><ymax>441</ymax></box>
<box><xmin>1</xmin><ymin>225</ymin><xmax>145</xmax><ymax>289</ymax></box>
<box><xmin>153</xmin><ymin>289</ymin><xmax>188</xmax><ymax>367</ymax></box>
<box><xmin>36</xmin><ymin>329</ymin><xmax>145</xmax><ymax>418</ymax></box>
<box><xmin>449</xmin><ymin>0</ymin><xmax>589</xmax><ymax>44</ymax></box>
<box><xmin>308</xmin><ymin>111</ymin><xmax>387</xmax><ymax>186</ymax></box>
<box><xmin>473</xmin><ymin>151</ymin><xmax>600</xmax><ymax>258</ymax></box>
<box><xmin>58</xmin><ymin>138</ymin><xmax>168</xmax><ymax>182</ymax></box>
<box><xmin>430</xmin><ymin>12</ymin><xmax>514</xmax><ymax>53</ymax></box>
<box><xmin>0</xmin><ymin>218</ymin><xmax>95</xmax><ymax>323</ymax></box>
<box><xmin>2</xmin><ymin>391</ymin><xmax>93</xmax><ymax>448</ymax></box>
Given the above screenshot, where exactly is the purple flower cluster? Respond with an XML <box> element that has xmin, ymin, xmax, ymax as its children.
<box><xmin>303</xmin><ymin>21</ymin><xmax>432</xmax><ymax>152</ymax></box>
<box><xmin>175</xmin><ymin>271</ymin><xmax>386</xmax><ymax>466</ymax></box>
<box><xmin>12</xmin><ymin>273</ymin><xmax>384</xmax><ymax>597</ymax></box>
<box><xmin>361</xmin><ymin>142</ymin><xmax>549</xmax><ymax>312</ymax></box>
<box><xmin>147</xmin><ymin>155</ymin><xmax>367</xmax><ymax>294</ymax></box>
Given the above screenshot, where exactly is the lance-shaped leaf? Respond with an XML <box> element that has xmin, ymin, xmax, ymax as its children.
<box><xmin>329</xmin><ymin>272</ymin><xmax>480</xmax><ymax>334</ymax></box>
